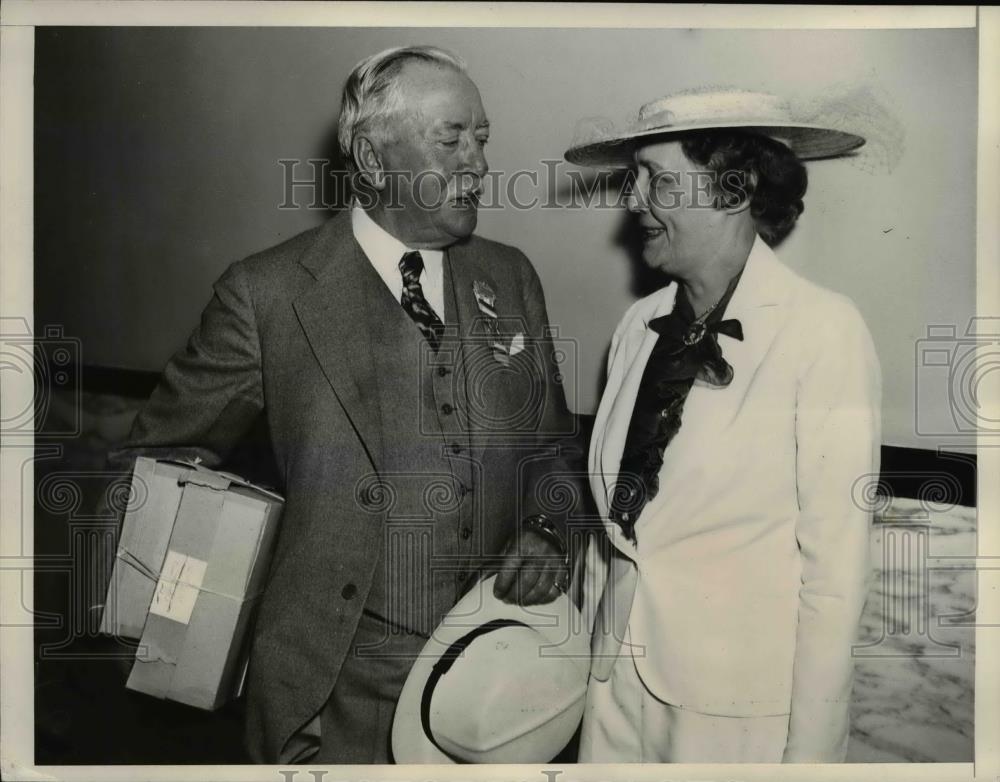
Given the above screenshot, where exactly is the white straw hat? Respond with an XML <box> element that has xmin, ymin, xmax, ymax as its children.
<box><xmin>391</xmin><ymin>575</ymin><xmax>590</xmax><ymax>764</ymax></box>
<box><xmin>565</xmin><ymin>88</ymin><xmax>866</xmax><ymax>167</ymax></box>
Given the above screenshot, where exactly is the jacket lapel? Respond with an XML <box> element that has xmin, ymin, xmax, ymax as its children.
<box><xmin>597</xmin><ymin>286</ymin><xmax>678</xmax><ymax>516</ymax></box>
<box><xmin>445</xmin><ymin>240</ymin><xmax>503</xmax><ymax>457</ymax></box>
<box><xmin>679</xmin><ymin>236</ymin><xmax>792</xmax><ymax>430</ymax></box>
<box><xmin>292</xmin><ymin>211</ymin><xmax>386</xmax><ymax>471</ymax></box>
<box><xmin>709</xmin><ymin>236</ymin><xmax>793</xmax><ymax>394</ymax></box>
<box><xmin>596</xmin><ymin>236</ymin><xmax>795</xmax><ymax>549</ymax></box>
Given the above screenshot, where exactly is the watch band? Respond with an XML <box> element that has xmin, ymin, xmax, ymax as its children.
<box><xmin>521</xmin><ymin>513</ymin><xmax>568</xmax><ymax>561</ymax></box>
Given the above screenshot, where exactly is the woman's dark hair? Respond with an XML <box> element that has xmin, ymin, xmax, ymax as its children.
<box><xmin>679</xmin><ymin>130</ymin><xmax>808</xmax><ymax>246</ymax></box>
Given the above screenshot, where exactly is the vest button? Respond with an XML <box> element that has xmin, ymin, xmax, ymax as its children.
<box><xmin>458</xmin><ymin>482</ymin><xmax>468</xmax><ymax>498</ymax></box>
<box><xmin>441</xmin><ymin>403</ymin><xmax>454</xmax><ymax>415</ymax></box>
<box><xmin>437</xmin><ymin>366</ymin><xmax>450</xmax><ymax>377</ymax></box>
<box><xmin>461</xmin><ymin>527</ymin><xmax>472</xmax><ymax>540</ymax></box>
<box><xmin>341</xmin><ymin>583</ymin><xmax>357</xmax><ymax>600</ymax></box>
<box><xmin>451</xmin><ymin>443</ymin><xmax>462</xmax><ymax>454</ymax></box>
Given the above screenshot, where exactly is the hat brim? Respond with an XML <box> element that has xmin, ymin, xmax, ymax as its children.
<box><xmin>565</xmin><ymin>121</ymin><xmax>866</xmax><ymax>167</ymax></box>
<box><xmin>391</xmin><ymin>576</ymin><xmax>588</xmax><ymax>764</ymax></box>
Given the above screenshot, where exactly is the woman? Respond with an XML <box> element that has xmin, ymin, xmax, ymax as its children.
<box><xmin>565</xmin><ymin>89</ymin><xmax>882</xmax><ymax>763</ymax></box>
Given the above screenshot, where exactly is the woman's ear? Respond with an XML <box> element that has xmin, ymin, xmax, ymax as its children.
<box><xmin>719</xmin><ymin>169</ymin><xmax>756</xmax><ymax>214</ymax></box>
<box><xmin>352</xmin><ymin>135</ymin><xmax>386</xmax><ymax>190</ymax></box>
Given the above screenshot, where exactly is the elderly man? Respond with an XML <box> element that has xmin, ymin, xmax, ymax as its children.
<box><xmin>567</xmin><ymin>90</ymin><xmax>881</xmax><ymax>763</ymax></box>
<box><xmin>104</xmin><ymin>45</ymin><xmax>577</xmax><ymax>764</ymax></box>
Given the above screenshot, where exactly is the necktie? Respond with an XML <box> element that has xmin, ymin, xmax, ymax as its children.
<box><xmin>399</xmin><ymin>251</ymin><xmax>445</xmax><ymax>351</ymax></box>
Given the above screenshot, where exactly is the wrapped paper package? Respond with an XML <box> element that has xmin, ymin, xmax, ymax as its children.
<box><xmin>100</xmin><ymin>457</ymin><xmax>283</xmax><ymax>710</ymax></box>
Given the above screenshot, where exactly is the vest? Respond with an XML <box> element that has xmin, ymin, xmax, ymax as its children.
<box><xmin>359</xmin><ymin>253</ymin><xmax>484</xmax><ymax>636</ymax></box>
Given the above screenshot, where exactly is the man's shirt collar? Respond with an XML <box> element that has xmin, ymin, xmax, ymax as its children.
<box><xmin>350</xmin><ymin>205</ymin><xmax>445</xmax><ymax>315</ymax></box>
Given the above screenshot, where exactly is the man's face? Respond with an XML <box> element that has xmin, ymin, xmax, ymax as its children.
<box><xmin>627</xmin><ymin>140</ymin><xmax>727</xmax><ymax>279</ymax></box>
<box><xmin>375</xmin><ymin>62</ymin><xmax>489</xmax><ymax>249</ymax></box>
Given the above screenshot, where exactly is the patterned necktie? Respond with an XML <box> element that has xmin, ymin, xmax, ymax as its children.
<box><xmin>399</xmin><ymin>251</ymin><xmax>445</xmax><ymax>351</ymax></box>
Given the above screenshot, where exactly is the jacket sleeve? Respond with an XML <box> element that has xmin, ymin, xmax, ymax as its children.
<box><xmin>94</xmin><ymin>260</ymin><xmax>266</xmax><ymax>605</ymax></box>
<box><xmin>512</xmin><ymin>251</ymin><xmax>589</xmax><ymax>554</ymax></box>
<box><xmin>783</xmin><ymin>299</ymin><xmax>882</xmax><ymax>762</ymax></box>
<box><xmin>108</xmin><ymin>260</ymin><xmax>264</xmax><ymax>470</ymax></box>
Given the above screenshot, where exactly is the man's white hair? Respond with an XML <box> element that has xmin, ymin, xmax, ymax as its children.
<box><xmin>337</xmin><ymin>45</ymin><xmax>467</xmax><ymax>171</ymax></box>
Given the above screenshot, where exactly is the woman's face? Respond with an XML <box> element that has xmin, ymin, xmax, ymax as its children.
<box><xmin>627</xmin><ymin>140</ymin><xmax>728</xmax><ymax>280</ymax></box>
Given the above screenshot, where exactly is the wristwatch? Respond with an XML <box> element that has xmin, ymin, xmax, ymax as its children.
<box><xmin>521</xmin><ymin>513</ymin><xmax>568</xmax><ymax>562</ymax></box>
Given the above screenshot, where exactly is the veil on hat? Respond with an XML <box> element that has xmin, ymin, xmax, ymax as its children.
<box><xmin>795</xmin><ymin>79</ymin><xmax>906</xmax><ymax>175</ymax></box>
<box><xmin>569</xmin><ymin>81</ymin><xmax>905</xmax><ymax>175</ymax></box>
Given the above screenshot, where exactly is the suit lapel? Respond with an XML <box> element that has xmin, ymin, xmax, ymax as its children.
<box><xmin>651</xmin><ymin>240</ymin><xmax>796</xmax><ymax>533</ymax></box>
<box><xmin>368</xmin><ymin>265</ymin><xmax>433</xmax><ymax>463</ymax></box>
<box><xmin>292</xmin><ymin>211</ymin><xmax>387</xmax><ymax>471</ymax></box>
<box><xmin>598</xmin><ymin>286</ymin><xmax>678</xmax><ymax>513</ymax></box>
<box><xmin>445</xmin><ymin>240</ymin><xmax>503</xmax><ymax>457</ymax></box>
<box><xmin>708</xmin><ymin>236</ymin><xmax>793</xmax><ymax>395</ymax></box>
<box><xmin>444</xmin><ymin>240</ymin><xmax>485</xmax><ymax>337</ymax></box>
<box><xmin>597</xmin><ymin>237</ymin><xmax>795</xmax><ymax>546</ymax></box>
<box><xmin>675</xmin><ymin>236</ymin><xmax>792</xmax><ymax>434</ymax></box>
<box><xmin>637</xmin><ymin>242</ymin><xmax>794</xmax><ymax>548</ymax></box>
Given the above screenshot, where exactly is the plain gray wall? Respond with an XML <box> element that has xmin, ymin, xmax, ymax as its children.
<box><xmin>34</xmin><ymin>27</ymin><xmax>977</xmax><ymax>452</ymax></box>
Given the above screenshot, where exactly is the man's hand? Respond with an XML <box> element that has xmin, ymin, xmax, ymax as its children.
<box><xmin>492</xmin><ymin>528</ymin><xmax>569</xmax><ymax>605</ymax></box>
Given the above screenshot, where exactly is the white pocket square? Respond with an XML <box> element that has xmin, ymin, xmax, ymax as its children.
<box><xmin>509</xmin><ymin>332</ymin><xmax>525</xmax><ymax>356</ymax></box>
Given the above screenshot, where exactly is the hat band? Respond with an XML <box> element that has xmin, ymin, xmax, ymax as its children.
<box><xmin>420</xmin><ymin>618</ymin><xmax>530</xmax><ymax>763</ymax></box>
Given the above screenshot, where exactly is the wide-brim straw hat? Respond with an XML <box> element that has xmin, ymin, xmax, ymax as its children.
<box><xmin>391</xmin><ymin>574</ymin><xmax>590</xmax><ymax>764</ymax></box>
<box><xmin>565</xmin><ymin>88</ymin><xmax>866</xmax><ymax>167</ymax></box>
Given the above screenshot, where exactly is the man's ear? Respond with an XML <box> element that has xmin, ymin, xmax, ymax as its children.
<box><xmin>352</xmin><ymin>135</ymin><xmax>386</xmax><ymax>190</ymax></box>
<box><xmin>719</xmin><ymin>169</ymin><xmax>756</xmax><ymax>215</ymax></box>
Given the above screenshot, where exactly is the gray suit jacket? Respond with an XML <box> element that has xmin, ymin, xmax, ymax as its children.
<box><xmin>106</xmin><ymin>209</ymin><xmax>582</xmax><ymax>761</ymax></box>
